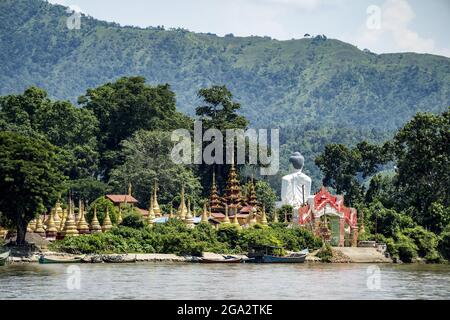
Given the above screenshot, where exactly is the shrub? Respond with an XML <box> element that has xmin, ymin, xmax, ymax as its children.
<box><xmin>121</xmin><ymin>213</ymin><xmax>145</xmax><ymax>229</ymax></box>
<box><xmin>438</xmin><ymin>231</ymin><xmax>450</xmax><ymax>261</ymax></box>
<box><xmin>317</xmin><ymin>243</ymin><xmax>333</xmax><ymax>262</ymax></box>
<box><xmin>403</xmin><ymin>226</ymin><xmax>440</xmax><ymax>261</ymax></box>
<box><xmin>395</xmin><ymin>233</ymin><xmax>418</xmax><ymax>263</ymax></box>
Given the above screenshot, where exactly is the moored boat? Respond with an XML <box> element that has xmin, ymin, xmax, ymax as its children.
<box><xmin>39</xmin><ymin>255</ymin><xmax>83</xmax><ymax>264</ymax></box>
<box><xmin>199</xmin><ymin>255</ymin><xmax>242</xmax><ymax>263</ymax></box>
<box><xmin>246</xmin><ymin>245</ymin><xmax>307</xmax><ymax>263</ymax></box>
<box><xmin>0</xmin><ymin>250</ymin><xmax>10</xmax><ymax>266</ymax></box>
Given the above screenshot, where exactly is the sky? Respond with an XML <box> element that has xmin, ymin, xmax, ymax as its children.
<box><xmin>48</xmin><ymin>0</ymin><xmax>450</xmax><ymax>57</ymax></box>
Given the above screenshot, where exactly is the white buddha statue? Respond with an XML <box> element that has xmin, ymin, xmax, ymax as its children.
<box><xmin>281</xmin><ymin>152</ymin><xmax>312</xmax><ymax>218</ymax></box>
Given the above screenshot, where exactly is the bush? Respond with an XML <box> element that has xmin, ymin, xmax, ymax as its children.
<box><xmin>395</xmin><ymin>233</ymin><xmax>418</xmax><ymax>263</ymax></box>
<box><xmin>403</xmin><ymin>226</ymin><xmax>440</xmax><ymax>262</ymax></box>
<box><xmin>439</xmin><ymin>231</ymin><xmax>450</xmax><ymax>261</ymax></box>
<box><xmin>121</xmin><ymin>213</ymin><xmax>145</xmax><ymax>229</ymax></box>
<box><xmin>317</xmin><ymin>243</ymin><xmax>333</xmax><ymax>262</ymax></box>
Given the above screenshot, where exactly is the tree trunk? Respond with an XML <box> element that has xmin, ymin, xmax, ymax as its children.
<box><xmin>16</xmin><ymin>219</ymin><xmax>27</xmax><ymax>245</ymax></box>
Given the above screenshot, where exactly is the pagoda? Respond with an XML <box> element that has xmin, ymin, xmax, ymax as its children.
<box><xmin>34</xmin><ymin>215</ymin><xmax>46</xmax><ymax>237</ymax></box>
<box><xmin>209</xmin><ymin>171</ymin><xmax>222</xmax><ymax>213</ymax></box>
<box><xmin>178</xmin><ymin>187</ymin><xmax>187</xmax><ymax>219</ymax></box>
<box><xmin>63</xmin><ymin>202</ymin><xmax>79</xmax><ymax>237</ymax></box>
<box><xmin>102</xmin><ymin>207</ymin><xmax>113</xmax><ymax>232</ymax></box>
<box><xmin>147</xmin><ymin>195</ymin><xmax>155</xmax><ymax>226</ymax></box>
<box><xmin>184</xmin><ymin>199</ymin><xmax>194</xmax><ymax>228</ymax></box>
<box><xmin>77</xmin><ymin>200</ymin><xmax>90</xmax><ymax>234</ymax></box>
<box><xmin>90</xmin><ymin>205</ymin><xmax>102</xmax><ymax>234</ymax></box>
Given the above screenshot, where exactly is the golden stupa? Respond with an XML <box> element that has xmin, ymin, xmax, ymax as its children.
<box><xmin>27</xmin><ymin>218</ymin><xmax>37</xmax><ymax>232</ymax></box>
<box><xmin>77</xmin><ymin>200</ymin><xmax>90</xmax><ymax>234</ymax></box>
<box><xmin>90</xmin><ymin>205</ymin><xmax>102</xmax><ymax>234</ymax></box>
<box><xmin>63</xmin><ymin>202</ymin><xmax>79</xmax><ymax>237</ymax></box>
<box><xmin>34</xmin><ymin>215</ymin><xmax>46</xmax><ymax>237</ymax></box>
<box><xmin>260</xmin><ymin>206</ymin><xmax>268</xmax><ymax>226</ymax></box>
<box><xmin>200</xmin><ymin>203</ymin><xmax>209</xmax><ymax>223</ymax></box>
<box><xmin>184</xmin><ymin>199</ymin><xmax>194</xmax><ymax>228</ymax></box>
<box><xmin>46</xmin><ymin>211</ymin><xmax>58</xmax><ymax>238</ymax></box>
<box><xmin>101</xmin><ymin>207</ymin><xmax>113</xmax><ymax>232</ymax></box>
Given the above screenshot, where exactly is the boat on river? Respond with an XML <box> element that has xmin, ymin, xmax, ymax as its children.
<box><xmin>0</xmin><ymin>250</ymin><xmax>10</xmax><ymax>266</ymax></box>
<box><xmin>199</xmin><ymin>255</ymin><xmax>242</xmax><ymax>263</ymax></box>
<box><xmin>246</xmin><ymin>245</ymin><xmax>307</xmax><ymax>263</ymax></box>
<box><xmin>39</xmin><ymin>255</ymin><xmax>83</xmax><ymax>264</ymax></box>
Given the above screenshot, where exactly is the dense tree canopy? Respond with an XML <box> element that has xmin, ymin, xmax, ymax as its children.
<box><xmin>0</xmin><ymin>131</ymin><xmax>65</xmax><ymax>244</ymax></box>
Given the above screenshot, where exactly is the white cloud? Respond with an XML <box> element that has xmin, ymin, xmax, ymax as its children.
<box><xmin>357</xmin><ymin>0</ymin><xmax>450</xmax><ymax>57</ymax></box>
<box><xmin>262</xmin><ymin>0</ymin><xmax>324</xmax><ymax>10</ymax></box>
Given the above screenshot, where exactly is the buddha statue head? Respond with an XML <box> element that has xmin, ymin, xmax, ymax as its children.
<box><xmin>289</xmin><ymin>152</ymin><xmax>304</xmax><ymax>170</ymax></box>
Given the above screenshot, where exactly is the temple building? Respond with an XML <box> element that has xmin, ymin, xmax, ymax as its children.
<box><xmin>298</xmin><ymin>187</ymin><xmax>358</xmax><ymax>247</ymax></box>
<box><xmin>106</xmin><ymin>183</ymin><xmax>138</xmax><ymax>209</ymax></box>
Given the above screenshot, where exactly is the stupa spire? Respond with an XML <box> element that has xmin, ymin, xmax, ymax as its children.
<box><xmin>201</xmin><ymin>203</ymin><xmax>209</xmax><ymax>223</ymax></box>
<box><xmin>148</xmin><ymin>195</ymin><xmax>155</xmax><ymax>226</ymax></box>
<box><xmin>209</xmin><ymin>169</ymin><xmax>222</xmax><ymax>213</ymax></box>
<box><xmin>77</xmin><ymin>199</ymin><xmax>90</xmax><ymax>234</ymax></box>
<box><xmin>153</xmin><ymin>179</ymin><xmax>161</xmax><ymax>217</ymax></box>
<box><xmin>101</xmin><ymin>207</ymin><xmax>113</xmax><ymax>232</ymax></box>
<box><xmin>63</xmin><ymin>201</ymin><xmax>79</xmax><ymax>237</ymax></box>
<box><xmin>90</xmin><ymin>204</ymin><xmax>102</xmax><ymax>233</ymax></box>
<box><xmin>260</xmin><ymin>205</ymin><xmax>268</xmax><ymax>226</ymax></box>
<box><xmin>178</xmin><ymin>186</ymin><xmax>187</xmax><ymax>220</ymax></box>
<box><xmin>34</xmin><ymin>214</ymin><xmax>46</xmax><ymax>237</ymax></box>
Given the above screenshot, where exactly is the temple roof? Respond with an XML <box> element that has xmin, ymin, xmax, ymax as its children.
<box><xmin>106</xmin><ymin>194</ymin><xmax>138</xmax><ymax>204</ymax></box>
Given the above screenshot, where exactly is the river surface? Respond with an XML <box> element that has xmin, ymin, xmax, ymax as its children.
<box><xmin>1</xmin><ymin>263</ymin><xmax>449</xmax><ymax>300</ymax></box>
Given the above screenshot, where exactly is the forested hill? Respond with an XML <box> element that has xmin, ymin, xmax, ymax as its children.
<box><xmin>1</xmin><ymin>0</ymin><xmax>449</xmax><ymax>185</ymax></box>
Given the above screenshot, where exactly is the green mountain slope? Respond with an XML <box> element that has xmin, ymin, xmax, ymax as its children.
<box><xmin>1</xmin><ymin>0</ymin><xmax>449</xmax><ymax>187</ymax></box>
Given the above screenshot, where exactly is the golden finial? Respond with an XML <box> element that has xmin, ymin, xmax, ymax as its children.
<box><xmin>102</xmin><ymin>207</ymin><xmax>113</xmax><ymax>232</ymax></box>
<box><xmin>90</xmin><ymin>204</ymin><xmax>102</xmax><ymax>233</ymax></box>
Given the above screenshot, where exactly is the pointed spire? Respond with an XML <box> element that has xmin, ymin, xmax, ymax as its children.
<box><xmin>222</xmin><ymin>204</ymin><xmax>230</xmax><ymax>225</ymax></box>
<box><xmin>247</xmin><ymin>176</ymin><xmax>258</xmax><ymax>207</ymax></box>
<box><xmin>63</xmin><ymin>202</ymin><xmax>79</xmax><ymax>237</ymax></box>
<box><xmin>225</xmin><ymin>161</ymin><xmax>242</xmax><ymax>209</ymax></box>
<box><xmin>46</xmin><ymin>210</ymin><xmax>58</xmax><ymax>239</ymax></box>
<box><xmin>260</xmin><ymin>205</ymin><xmax>268</xmax><ymax>226</ymax></box>
<box><xmin>178</xmin><ymin>186</ymin><xmax>187</xmax><ymax>220</ymax></box>
<box><xmin>90</xmin><ymin>204</ymin><xmax>102</xmax><ymax>233</ymax></box>
<box><xmin>209</xmin><ymin>169</ymin><xmax>222</xmax><ymax>212</ymax></box>
<box><xmin>184</xmin><ymin>198</ymin><xmax>194</xmax><ymax>228</ymax></box>
<box><xmin>128</xmin><ymin>182</ymin><xmax>132</xmax><ymax>196</ymax></box>
<box><xmin>102</xmin><ymin>207</ymin><xmax>113</xmax><ymax>232</ymax></box>
<box><xmin>153</xmin><ymin>179</ymin><xmax>161</xmax><ymax>217</ymax></box>
<box><xmin>148</xmin><ymin>195</ymin><xmax>155</xmax><ymax>226</ymax></box>
<box><xmin>77</xmin><ymin>199</ymin><xmax>90</xmax><ymax>234</ymax></box>
<box><xmin>201</xmin><ymin>203</ymin><xmax>209</xmax><ymax>223</ymax></box>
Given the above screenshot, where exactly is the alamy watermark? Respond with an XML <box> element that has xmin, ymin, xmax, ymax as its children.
<box><xmin>66</xmin><ymin>5</ymin><xmax>82</xmax><ymax>30</ymax></box>
<box><xmin>170</xmin><ymin>121</ymin><xmax>279</xmax><ymax>175</ymax></box>
<box><xmin>366</xmin><ymin>5</ymin><xmax>382</xmax><ymax>30</ymax></box>
<box><xmin>366</xmin><ymin>265</ymin><xmax>381</xmax><ymax>290</ymax></box>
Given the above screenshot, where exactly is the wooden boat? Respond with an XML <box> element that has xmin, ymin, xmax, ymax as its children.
<box><xmin>199</xmin><ymin>255</ymin><xmax>242</xmax><ymax>263</ymax></box>
<box><xmin>0</xmin><ymin>250</ymin><xmax>10</xmax><ymax>266</ymax></box>
<box><xmin>246</xmin><ymin>245</ymin><xmax>307</xmax><ymax>263</ymax></box>
<box><xmin>39</xmin><ymin>255</ymin><xmax>83</xmax><ymax>264</ymax></box>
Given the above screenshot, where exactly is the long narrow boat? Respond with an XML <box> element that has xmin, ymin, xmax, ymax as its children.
<box><xmin>0</xmin><ymin>250</ymin><xmax>10</xmax><ymax>266</ymax></box>
<box><xmin>199</xmin><ymin>256</ymin><xmax>242</xmax><ymax>263</ymax></box>
<box><xmin>39</xmin><ymin>255</ymin><xmax>83</xmax><ymax>264</ymax></box>
<box><xmin>246</xmin><ymin>245</ymin><xmax>307</xmax><ymax>263</ymax></box>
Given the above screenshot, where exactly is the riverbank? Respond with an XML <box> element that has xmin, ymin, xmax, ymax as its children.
<box><xmin>6</xmin><ymin>249</ymin><xmax>393</xmax><ymax>264</ymax></box>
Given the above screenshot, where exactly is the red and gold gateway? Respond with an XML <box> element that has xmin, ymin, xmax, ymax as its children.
<box><xmin>298</xmin><ymin>187</ymin><xmax>358</xmax><ymax>247</ymax></box>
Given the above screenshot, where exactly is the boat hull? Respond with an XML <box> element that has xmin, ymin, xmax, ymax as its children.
<box><xmin>199</xmin><ymin>258</ymin><xmax>242</xmax><ymax>263</ymax></box>
<box><xmin>39</xmin><ymin>256</ymin><xmax>82</xmax><ymax>264</ymax></box>
<box><xmin>247</xmin><ymin>254</ymin><xmax>306</xmax><ymax>263</ymax></box>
